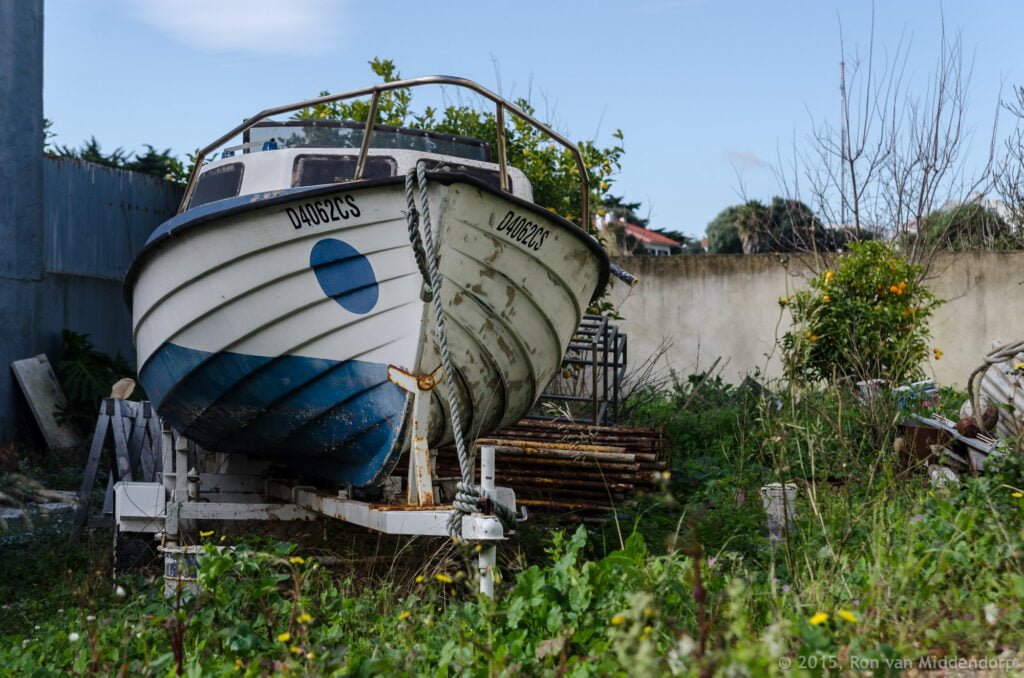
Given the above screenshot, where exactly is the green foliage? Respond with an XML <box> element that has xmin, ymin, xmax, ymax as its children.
<box><xmin>293</xmin><ymin>58</ymin><xmax>625</xmax><ymax>230</ymax></box>
<box><xmin>55</xmin><ymin>330</ymin><xmax>141</xmax><ymax>432</ymax></box>
<box><xmin>919</xmin><ymin>202</ymin><xmax>1022</xmax><ymax>251</ymax></box>
<box><xmin>52</xmin><ymin>136</ymin><xmax>186</xmax><ymax>185</ymax></box>
<box><xmin>5</xmin><ymin>379</ymin><xmax>1024</xmax><ymax>674</ymax></box>
<box><xmin>43</xmin><ymin>117</ymin><xmax>56</xmax><ymax>152</ymax></box>
<box><xmin>601</xmin><ymin>194</ymin><xmax>649</xmax><ymax>227</ymax></box>
<box><xmin>705</xmin><ymin>205</ymin><xmax>744</xmax><ymax>253</ymax></box>
<box><xmin>781</xmin><ymin>242</ymin><xmax>941</xmax><ymax>384</ymax></box>
<box><xmin>706</xmin><ymin>197</ymin><xmax>849</xmax><ymax>254</ymax></box>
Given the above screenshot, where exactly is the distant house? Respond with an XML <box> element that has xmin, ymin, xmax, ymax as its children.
<box><xmin>623</xmin><ymin>222</ymin><xmax>680</xmax><ymax>256</ymax></box>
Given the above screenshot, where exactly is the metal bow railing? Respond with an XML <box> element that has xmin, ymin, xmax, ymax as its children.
<box><xmin>178</xmin><ymin>75</ymin><xmax>591</xmax><ymax>231</ymax></box>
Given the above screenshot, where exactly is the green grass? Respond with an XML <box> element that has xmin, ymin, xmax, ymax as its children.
<box><xmin>2</xmin><ymin>377</ymin><xmax>1023</xmax><ymax>676</ymax></box>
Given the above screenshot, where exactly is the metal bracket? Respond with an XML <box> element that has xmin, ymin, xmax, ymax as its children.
<box><xmin>388</xmin><ymin>364</ymin><xmax>443</xmax><ymax>506</ymax></box>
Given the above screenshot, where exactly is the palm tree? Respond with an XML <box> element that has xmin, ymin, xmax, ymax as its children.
<box><xmin>736</xmin><ymin>200</ymin><xmax>768</xmax><ymax>254</ymax></box>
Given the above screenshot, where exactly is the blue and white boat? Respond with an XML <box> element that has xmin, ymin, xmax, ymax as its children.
<box><xmin>125</xmin><ymin>77</ymin><xmax>609</xmax><ymax>488</ymax></box>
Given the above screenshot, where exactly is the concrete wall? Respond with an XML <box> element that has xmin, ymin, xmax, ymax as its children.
<box><xmin>609</xmin><ymin>252</ymin><xmax>1024</xmax><ymax>387</ymax></box>
<box><xmin>0</xmin><ymin>0</ymin><xmax>45</xmax><ymax>442</ymax></box>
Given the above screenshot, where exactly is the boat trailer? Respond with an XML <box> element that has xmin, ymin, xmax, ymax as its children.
<box><xmin>78</xmin><ymin>393</ymin><xmax>517</xmax><ymax>598</ymax></box>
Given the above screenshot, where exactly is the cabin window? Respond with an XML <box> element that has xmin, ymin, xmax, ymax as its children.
<box><xmin>292</xmin><ymin>154</ymin><xmax>396</xmax><ymax>187</ymax></box>
<box><xmin>247</xmin><ymin>121</ymin><xmax>491</xmax><ymax>162</ymax></box>
<box><xmin>188</xmin><ymin>163</ymin><xmax>244</xmax><ymax>208</ymax></box>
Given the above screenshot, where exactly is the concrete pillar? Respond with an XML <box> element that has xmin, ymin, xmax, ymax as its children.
<box><xmin>0</xmin><ymin>1</ymin><xmax>45</xmax><ymax>442</ymax></box>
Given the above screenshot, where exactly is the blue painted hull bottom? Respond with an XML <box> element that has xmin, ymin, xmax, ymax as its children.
<box><xmin>140</xmin><ymin>342</ymin><xmax>409</xmax><ymax>487</ymax></box>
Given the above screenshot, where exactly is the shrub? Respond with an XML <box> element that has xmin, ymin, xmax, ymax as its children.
<box><xmin>55</xmin><ymin>330</ymin><xmax>141</xmax><ymax>432</ymax></box>
<box><xmin>781</xmin><ymin>242</ymin><xmax>940</xmax><ymax>384</ymax></box>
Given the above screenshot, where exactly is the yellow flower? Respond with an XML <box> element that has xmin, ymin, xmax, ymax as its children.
<box><xmin>306</xmin><ymin>651</ymin><xmax>316</xmax><ymax>660</ymax></box>
<box><xmin>837</xmin><ymin>609</ymin><xmax>858</xmax><ymax>623</ymax></box>
<box><xmin>398</xmin><ymin>611</ymin><xmax>412</xmax><ymax>621</ymax></box>
<box><xmin>297</xmin><ymin>613</ymin><xmax>313</xmax><ymax>624</ymax></box>
<box><xmin>809</xmin><ymin>612</ymin><xmax>829</xmax><ymax>626</ymax></box>
<box><xmin>415</xmin><ymin>575</ymin><xmax>425</xmax><ymax>583</ymax></box>
<box><xmin>610</xmin><ymin>613</ymin><xmax>626</xmax><ymax>626</ymax></box>
<box><xmin>277</xmin><ymin>632</ymin><xmax>292</xmax><ymax>643</ymax></box>
<box><xmin>778</xmin><ymin>296</ymin><xmax>789</xmax><ymax>307</ymax></box>
<box><xmin>199</xmin><ymin>530</ymin><xmax>214</xmax><ymax>538</ymax></box>
<box><xmin>822</xmin><ymin>294</ymin><xmax>830</xmax><ymax>302</ymax></box>
<box><xmin>824</xmin><ymin>270</ymin><xmax>834</xmax><ymax>284</ymax></box>
<box><xmin>1012</xmin><ymin>492</ymin><xmax>1023</xmax><ymax>498</ymax></box>
<box><xmin>1014</xmin><ymin>362</ymin><xmax>1024</xmax><ymax>372</ymax></box>
<box><xmin>290</xmin><ymin>645</ymin><xmax>302</xmax><ymax>655</ymax></box>
<box><xmin>641</xmin><ymin>625</ymin><xmax>653</xmax><ymax>638</ymax></box>
<box><xmin>234</xmin><ymin>659</ymin><xmax>244</xmax><ymax>669</ymax></box>
<box><xmin>435</xmin><ymin>573</ymin><xmax>453</xmax><ymax>584</ymax></box>
<box><xmin>289</xmin><ymin>556</ymin><xmax>305</xmax><ymax>565</ymax></box>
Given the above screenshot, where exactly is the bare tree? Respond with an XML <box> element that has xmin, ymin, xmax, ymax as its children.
<box><xmin>778</xmin><ymin>11</ymin><xmax>998</xmax><ymax>268</ymax></box>
<box><xmin>996</xmin><ymin>85</ymin><xmax>1024</xmax><ymax>234</ymax></box>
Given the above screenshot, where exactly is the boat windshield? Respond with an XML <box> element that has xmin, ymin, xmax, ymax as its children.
<box><xmin>235</xmin><ymin>121</ymin><xmax>491</xmax><ymax>162</ymax></box>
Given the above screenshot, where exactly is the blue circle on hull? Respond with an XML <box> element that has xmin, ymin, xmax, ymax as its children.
<box><xmin>310</xmin><ymin>238</ymin><xmax>379</xmax><ymax>314</ymax></box>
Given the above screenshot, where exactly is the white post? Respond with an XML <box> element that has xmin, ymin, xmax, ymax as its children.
<box><xmin>407</xmin><ymin>384</ymin><xmax>435</xmax><ymax>505</ymax></box>
<box><xmin>479</xmin><ymin>445</ymin><xmax>497</xmax><ymax>598</ymax></box>
<box><xmin>481</xmin><ymin>445</ymin><xmax>496</xmax><ymax>496</ymax></box>
<box><xmin>386</xmin><ymin>365</ymin><xmax>438</xmax><ymax>506</ymax></box>
<box><xmin>160</xmin><ymin>423</ymin><xmax>175</xmax><ymax>494</ymax></box>
<box><xmin>479</xmin><ymin>543</ymin><xmax>497</xmax><ymax>599</ymax></box>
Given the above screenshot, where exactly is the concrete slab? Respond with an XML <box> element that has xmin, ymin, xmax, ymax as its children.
<box><xmin>10</xmin><ymin>354</ymin><xmax>83</xmax><ymax>451</ymax></box>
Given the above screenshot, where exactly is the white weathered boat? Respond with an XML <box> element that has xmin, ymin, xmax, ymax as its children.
<box><xmin>125</xmin><ymin>76</ymin><xmax>609</xmax><ymax>487</ymax></box>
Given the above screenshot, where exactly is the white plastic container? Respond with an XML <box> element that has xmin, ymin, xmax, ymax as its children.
<box><xmin>760</xmin><ymin>482</ymin><xmax>797</xmax><ymax>541</ymax></box>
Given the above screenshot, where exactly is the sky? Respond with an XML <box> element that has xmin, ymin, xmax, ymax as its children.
<box><xmin>43</xmin><ymin>0</ymin><xmax>1024</xmax><ymax>238</ymax></box>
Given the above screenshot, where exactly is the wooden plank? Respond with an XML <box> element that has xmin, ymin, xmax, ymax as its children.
<box><xmin>125</xmin><ymin>400</ymin><xmax>149</xmax><ymax>479</ymax></box>
<box><xmin>10</xmin><ymin>354</ymin><xmax>83</xmax><ymax>451</ymax></box>
<box><xmin>101</xmin><ymin>471</ymin><xmax>114</xmax><ymax>515</ymax></box>
<box><xmin>109</xmin><ymin>399</ymin><xmax>133</xmax><ymax>482</ymax></box>
<box><xmin>147</xmin><ymin>405</ymin><xmax>165</xmax><ymax>477</ymax></box>
<box><xmin>139</xmin><ymin>432</ymin><xmax>157</xmax><ymax>483</ymax></box>
<box><xmin>70</xmin><ymin>406</ymin><xmax>110</xmax><ymax>539</ymax></box>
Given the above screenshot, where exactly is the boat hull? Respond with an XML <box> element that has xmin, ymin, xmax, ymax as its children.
<box><xmin>127</xmin><ymin>174</ymin><xmax>608</xmax><ymax>486</ymax></box>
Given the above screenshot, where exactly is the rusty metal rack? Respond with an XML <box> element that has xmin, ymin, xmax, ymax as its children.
<box><xmin>432</xmin><ymin>418</ymin><xmax>666</xmax><ymax>519</ymax></box>
<box><xmin>531</xmin><ymin>314</ymin><xmax>628</xmax><ymax>426</ymax></box>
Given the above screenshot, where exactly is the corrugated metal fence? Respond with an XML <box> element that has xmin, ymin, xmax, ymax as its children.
<box><xmin>38</xmin><ymin>157</ymin><xmax>182</xmax><ymax>360</ymax></box>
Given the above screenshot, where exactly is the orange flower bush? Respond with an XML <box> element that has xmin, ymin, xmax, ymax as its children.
<box><xmin>782</xmin><ymin>242</ymin><xmax>940</xmax><ymax>383</ymax></box>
